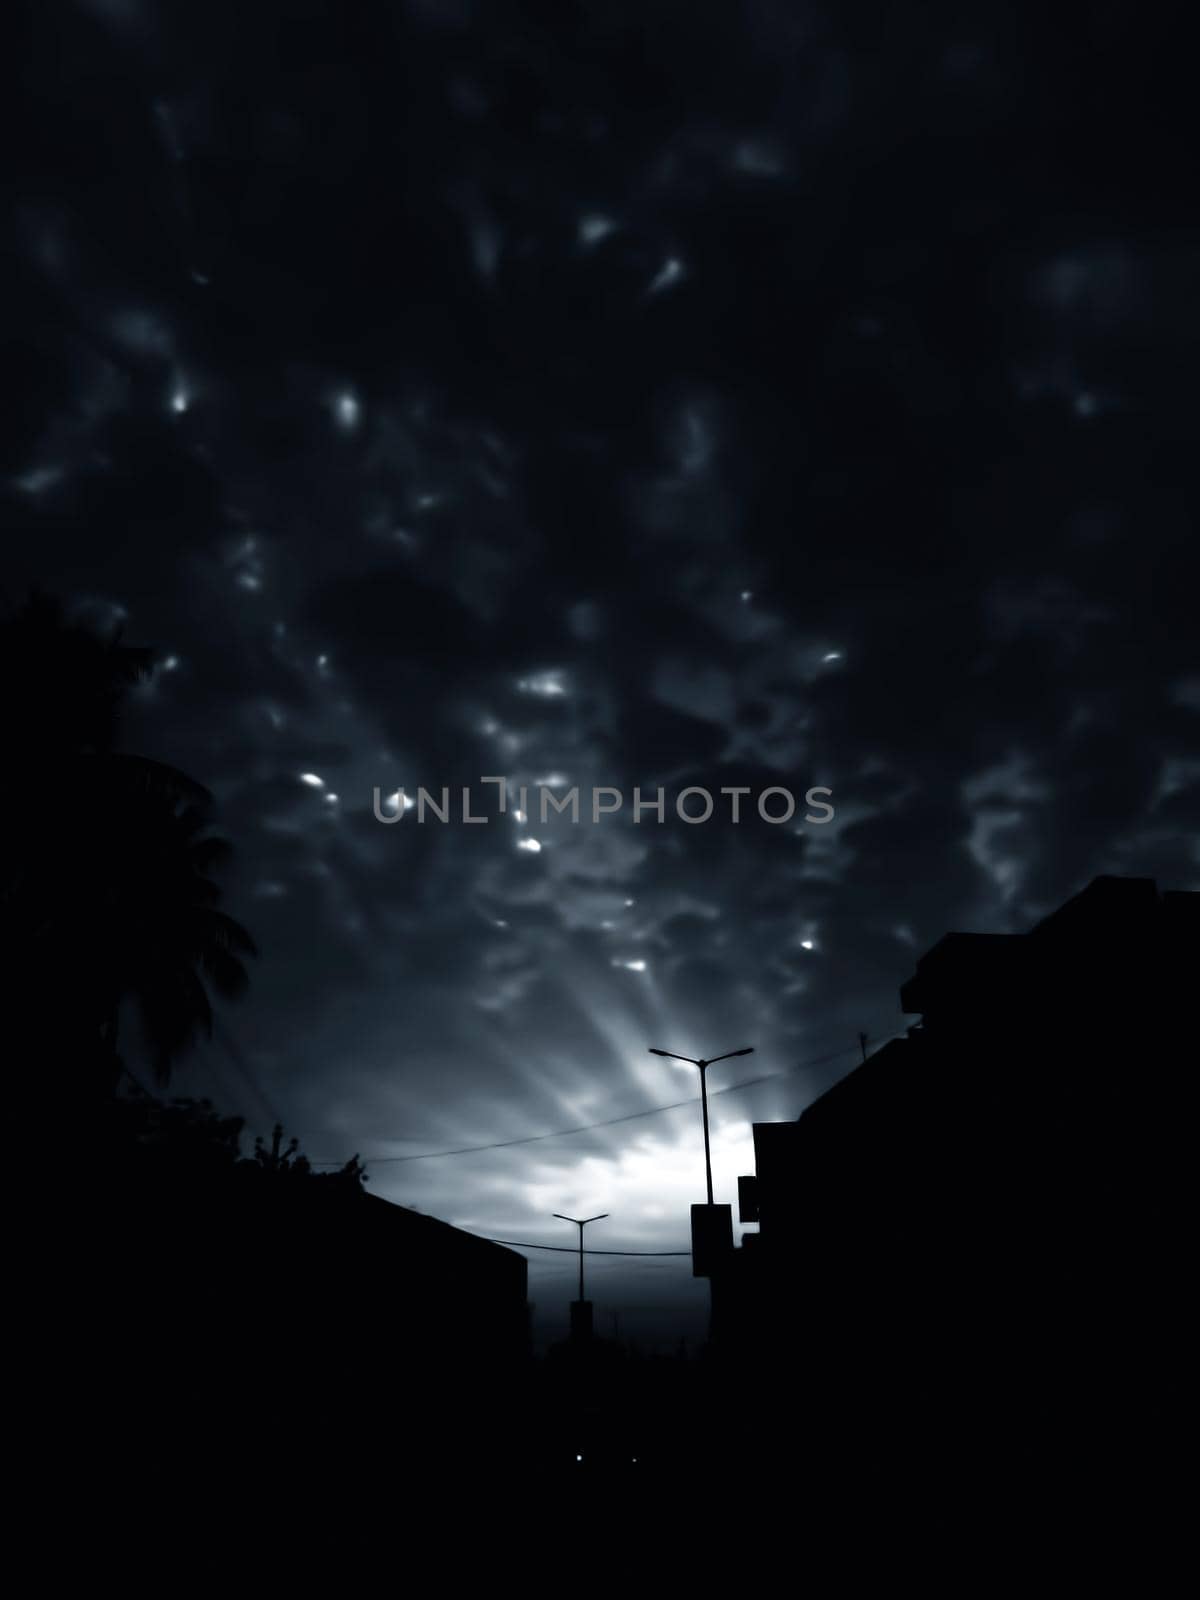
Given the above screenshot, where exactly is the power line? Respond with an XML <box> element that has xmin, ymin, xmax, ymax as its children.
<box><xmin>311</xmin><ymin>1050</ymin><xmax>844</xmax><ymax>1164</ymax></box>
<box><xmin>480</xmin><ymin>1238</ymin><xmax>691</xmax><ymax>1257</ymax></box>
<box><xmin>309</xmin><ymin>1036</ymin><xmax>903</xmax><ymax>1166</ymax></box>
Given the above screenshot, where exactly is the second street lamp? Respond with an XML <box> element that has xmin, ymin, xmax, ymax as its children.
<box><xmin>553</xmin><ymin>1212</ymin><xmax>609</xmax><ymax>1304</ymax></box>
<box><xmin>648</xmin><ymin>1046</ymin><xmax>754</xmax><ymax>1204</ymax></box>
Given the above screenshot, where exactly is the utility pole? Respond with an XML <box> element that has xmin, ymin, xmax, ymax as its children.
<box><xmin>647</xmin><ymin>1046</ymin><xmax>753</xmax><ymax>1204</ymax></box>
<box><xmin>553</xmin><ymin>1212</ymin><xmax>608</xmax><ymax>1340</ymax></box>
<box><xmin>648</xmin><ymin>1046</ymin><xmax>753</xmax><ymax>1296</ymax></box>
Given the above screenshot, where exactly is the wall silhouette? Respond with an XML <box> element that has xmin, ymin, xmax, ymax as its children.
<box><xmin>68</xmin><ymin>1098</ymin><xmax>531</xmax><ymax>1471</ymax></box>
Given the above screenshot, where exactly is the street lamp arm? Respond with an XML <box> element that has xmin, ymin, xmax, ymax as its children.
<box><xmin>647</xmin><ymin>1041</ymin><xmax>755</xmax><ymax>1205</ymax></box>
<box><xmin>554</xmin><ymin>1210</ymin><xmax>610</xmax><ymax>1311</ymax></box>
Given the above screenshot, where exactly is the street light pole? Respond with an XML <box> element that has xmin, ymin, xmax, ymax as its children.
<box><xmin>553</xmin><ymin>1212</ymin><xmax>609</xmax><ymax>1302</ymax></box>
<box><xmin>648</xmin><ymin>1046</ymin><xmax>754</xmax><ymax>1204</ymax></box>
<box><xmin>698</xmin><ymin>1060</ymin><xmax>714</xmax><ymax>1204</ymax></box>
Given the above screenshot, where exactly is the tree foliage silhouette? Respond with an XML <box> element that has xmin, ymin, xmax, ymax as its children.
<box><xmin>253</xmin><ymin>1122</ymin><xmax>367</xmax><ymax>1188</ymax></box>
<box><xmin>116</xmin><ymin>1086</ymin><xmax>246</xmax><ymax>1170</ymax></box>
<box><xmin>0</xmin><ymin>592</ymin><xmax>255</xmax><ymax>1093</ymax></box>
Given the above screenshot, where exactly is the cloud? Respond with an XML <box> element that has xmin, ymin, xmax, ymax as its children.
<box><xmin>5</xmin><ymin>0</ymin><xmax>1197</xmax><ymax>1340</ymax></box>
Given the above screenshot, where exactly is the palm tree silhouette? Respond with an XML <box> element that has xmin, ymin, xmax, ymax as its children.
<box><xmin>88</xmin><ymin>786</ymin><xmax>257</xmax><ymax>1086</ymax></box>
<box><xmin>0</xmin><ymin>592</ymin><xmax>255</xmax><ymax>1095</ymax></box>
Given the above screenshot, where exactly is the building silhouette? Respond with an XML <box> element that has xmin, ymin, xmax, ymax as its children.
<box><xmin>716</xmin><ymin>876</ymin><xmax>1194</xmax><ymax>1467</ymax></box>
<box><xmin>73</xmin><ymin>1124</ymin><xmax>531</xmax><ymax>1466</ymax></box>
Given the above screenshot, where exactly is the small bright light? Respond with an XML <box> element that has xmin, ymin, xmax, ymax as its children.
<box><xmin>325</xmin><ymin>793</ymin><xmax>339</xmax><ymax>804</ymax></box>
<box><xmin>624</xmin><ymin>898</ymin><xmax>635</xmax><ymax>907</ymax></box>
<box><xmin>162</xmin><ymin>655</ymin><xmax>179</xmax><ymax>672</ymax></box>
<box><xmin>170</xmin><ymin>391</ymin><xmax>188</xmax><ymax>415</ymax></box>
<box><xmin>517</xmin><ymin>670</ymin><xmax>567</xmax><ymax>698</ymax></box>
<box><xmin>576</xmin><ymin>1455</ymin><xmax>582</xmax><ymax>1462</ymax></box>
<box><xmin>801</xmin><ymin>939</ymin><xmax>814</xmax><ymax>950</ymax></box>
<box><xmin>649</xmin><ymin>257</ymin><xmax>684</xmax><ymax>295</ymax></box>
<box><xmin>741</xmin><ymin>590</ymin><xmax>753</xmax><ymax>602</ymax></box>
<box><xmin>823</xmin><ymin>650</ymin><xmax>842</xmax><ymax>663</ymax></box>
<box><xmin>388</xmin><ymin>790</ymin><xmax>415</xmax><ymax>813</ymax></box>
<box><xmin>517</xmin><ymin>838</ymin><xmax>542</xmax><ymax>853</ymax></box>
<box><xmin>513</xmin><ymin>809</ymin><xmax>527</xmax><ymax>824</ymax></box>
<box><xmin>336</xmin><ymin>393</ymin><xmax>360</xmax><ymax>428</ymax></box>
<box><xmin>579</xmin><ymin>215</ymin><xmax>616</xmax><ymax>247</ymax></box>
<box><xmin>622</xmin><ymin>959</ymin><xmax>647</xmax><ymax>972</ymax></box>
<box><xmin>299</xmin><ymin>773</ymin><xmax>325</xmax><ymax>789</ymax></box>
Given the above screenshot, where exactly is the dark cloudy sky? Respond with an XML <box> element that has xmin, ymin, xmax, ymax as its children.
<box><xmin>4</xmin><ymin>0</ymin><xmax>1197</xmax><ymax>1344</ymax></box>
